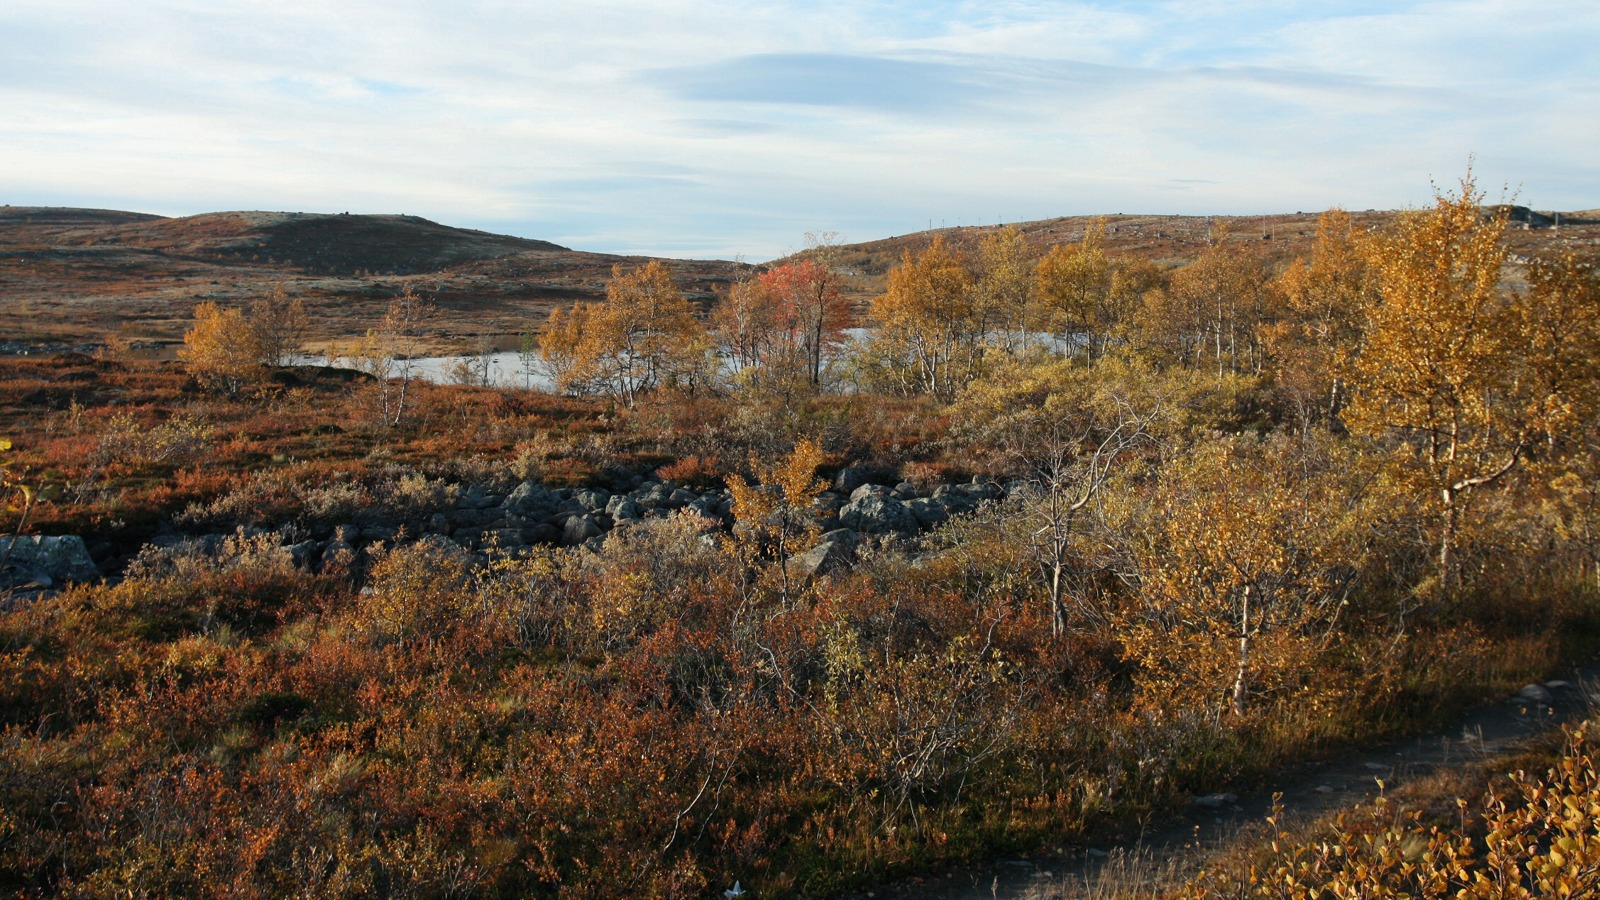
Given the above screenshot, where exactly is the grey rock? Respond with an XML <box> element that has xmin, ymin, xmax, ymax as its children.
<box><xmin>1193</xmin><ymin>792</ymin><xmax>1238</xmax><ymax>809</ymax></box>
<box><xmin>506</xmin><ymin>481</ymin><xmax>555</xmax><ymax>513</ymax></box>
<box><xmin>833</xmin><ymin>466</ymin><xmax>874</xmax><ymax>495</ymax></box>
<box><xmin>332</xmin><ymin>524</ymin><xmax>360</xmax><ymax>544</ymax></box>
<box><xmin>562</xmin><ymin>514</ymin><xmax>602</xmax><ymax>545</ymax></box>
<box><xmin>425</xmin><ymin>513</ymin><xmax>452</xmax><ymax>535</ymax></box>
<box><xmin>320</xmin><ymin>540</ymin><xmax>356</xmax><ymax>572</ymax></box>
<box><xmin>458</xmin><ymin>484</ymin><xmax>499</xmax><ymax>510</ymax></box>
<box><xmin>849</xmin><ymin>483</ymin><xmax>888</xmax><ymax>503</ymax></box>
<box><xmin>4</xmin><ymin>567</ymin><xmax>51</xmax><ymax>590</ymax></box>
<box><xmin>840</xmin><ymin>494</ymin><xmax>917</xmax><ymax>534</ymax></box>
<box><xmin>360</xmin><ymin>525</ymin><xmax>399</xmax><ymax>544</ymax></box>
<box><xmin>907</xmin><ymin>497</ymin><xmax>950</xmax><ymax>528</ymax></box>
<box><xmin>0</xmin><ymin>535</ymin><xmax>99</xmax><ymax>583</ymax></box>
<box><xmin>787</xmin><ymin>529</ymin><xmax>860</xmax><ymax>579</ymax></box>
<box><xmin>285</xmin><ymin>540</ymin><xmax>321</xmax><ymax>570</ymax></box>
<box><xmin>455</xmin><ymin>508</ymin><xmax>497</xmax><ymax>529</ymax></box>
<box><xmin>413</xmin><ymin>533</ymin><xmax>466</xmax><ymax>556</ymax></box>
<box><xmin>524</xmin><ymin>523</ymin><xmax>563</xmax><ymax>545</ymax></box>
<box><xmin>487</xmin><ymin>528</ymin><xmax>527</xmax><ymax>549</ymax></box>
<box><xmin>668</xmin><ymin>487</ymin><xmax>699</xmax><ymax>509</ymax></box>
<box><xmin>606</xmin><ymin>495</ymin><xmax>642</xmax><ymax>520</ymax></box>
<box><xmin>576</xmin><ymin>488</ymin><xmax>611</xmax><ymax>512</ymax></box>
<box><xmin>892</xmin><ymin>482</ymin><xmax>919</xmax><ymax>500</ymax></box>
<box><xmin>954</xmin><ymin>481</ymin><xmax>999</xmax><ymax>502</ymax></box>
<box><xmin>1516</xmin><ymin>683</ymin><xmax>1554</xmax><ymax>706</ymax></box>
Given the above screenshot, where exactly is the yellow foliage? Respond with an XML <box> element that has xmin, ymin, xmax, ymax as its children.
<box><xmin>1122</xmin><ymin>435</ymin><xmax>1364</xmax><ymax>716</ymax></box>
<box><xmin>865</xmin><ymin>237</ymin><xmax>983</xmax><ymax>400</ymax></box>
<box><xmin>727</xmin><ymin>438</ymin><xmax>826</xmax><ymax>601</ymax></box>
<box><xmin>181</xmin><ymin>301</ymin><xmax>264</xmax><ymax>393</ymax></box>
<box><xmin>539</xmin><ymin>261</ymin><xmax>711</xmax><ymax>405</ymax></box>
<box><xmin>1185</xmin><ymin>723</ymin><xmax>1600</xmax><ymax>898</ymax></box>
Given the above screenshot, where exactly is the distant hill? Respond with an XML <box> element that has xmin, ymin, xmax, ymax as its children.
<box><xmin>806</xmin><ymin>207</ymin><xmax>1596</xmax><ymax>302</ymax></box>
<box><xmin>0</xmin><ymin>207</ymin><xmax>746</xmax><ymax>350</ymax></box>
<box><xmin>1</xmin><ymin>208</ymin><xmax>569</xmax><ymax>276</ymax></box>
<box><xmin>1</xmin><ymin>203</ymin><xmax>1591</xmax><ymax>352</ymax></box>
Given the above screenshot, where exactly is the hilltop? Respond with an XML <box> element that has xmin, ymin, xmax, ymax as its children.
<box><xmin>1</xmin><ymin>204</ymin><xmax>1593</xmax><ymax>353</ymax></box>
<box><xmin>0</xmin><ymin>207</ymin><xmax>747</xmax><ymax>354</ymax></box>
<box><xmin>812</xmin><ymin>206</ymin><xmax>1598</xmax><ymax>303</ymax></box>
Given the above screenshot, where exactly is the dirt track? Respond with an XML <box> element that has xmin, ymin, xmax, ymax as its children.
<box><xmin>843</xmin><ymin>672</ymin><xmax>1596</xmax><ymax>899</ymax></box>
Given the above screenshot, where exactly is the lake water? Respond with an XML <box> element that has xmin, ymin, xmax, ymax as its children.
<box><xmin>294</xmin><ymin>351</ymin><xmax>555</xmax><ymax>389</ymax></box>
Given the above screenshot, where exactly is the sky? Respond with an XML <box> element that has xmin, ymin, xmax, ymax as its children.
<box><xmin>3</xmin><ymin>1</ymin><xmax>1596</xmax><ymax>260</ymax></box>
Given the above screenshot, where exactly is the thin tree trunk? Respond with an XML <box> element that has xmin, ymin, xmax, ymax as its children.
<box><xmin>1232</xmin><ymin>585</ymin><xmax>1251</xmax><ymax>716</ymax></box>
<box><xmin>1440</xmin><ymin>488</ymin><xmax>1458</xmax><ymax>593</ymax></box>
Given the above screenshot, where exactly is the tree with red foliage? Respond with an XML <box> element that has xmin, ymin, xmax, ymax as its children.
<box><xmin>757</xmin><ymin>258</ymin><xmax>851</xmax><ymax>388</ymax></box>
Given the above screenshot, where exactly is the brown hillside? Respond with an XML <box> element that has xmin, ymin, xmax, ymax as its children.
<box><xmin>2</xmin><ymin>204</ymin><xmax>1593</xmax><ymax>353</ymax></box>
<box><xmin>0</xmin><ymin>208</ymin><xmax>748</xmax><ymax>353</ymax></box>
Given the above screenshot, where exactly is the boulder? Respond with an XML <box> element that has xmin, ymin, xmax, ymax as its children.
<box><xmin>457</xmin><ymin>484</ymin><xmax>500</xmax><ymax>510</ymax></box>
<box><xmin>562</xmin><ymin>514</ymin><xmax>602</xmax><ymax>546</ymax></box>
<box><xmin>833</xmin><ymin>466</ymin><xmax>875</xmax><ymax>495</ymax></box>
<box><xmin>506</xmin><ymin>481</ymin><xmax>558</xmax><ymax>516</ymax></box>
<box><xmin>0</xmin><ymin>535</ymin><xmax>99</xmax><ymax>584</ymax></box>
<box><xmin>849</xmin><ymin>483</ymin><xmax>889</xmax><ymax>503</ymax></box>
<box><xmin>907</xmin><ymin>497</ymin><xmax>950</xmax><ymax>528</ymax></box>
<box><xmin>839</xmin><ymin>493</ymin><xmax>917</xmax><ymax>534</ymax></box>
<box><xmin>832</xmin><ymin>464</ymin><xmax>896</xmax><ymax>493</ymax></box>
<box><xmin>606</xmin><ymin>495</ymin><xmax>643</xmax><ymax>521</ymax></box>
<box><xmin>285</xmin><ymin>540</ymin><xmax>321</xmax><ymax>570</ymax></box>
<box><xmin>787</xmin><ymin>529</ymin><xmax>860</xmax><ymax>579</ymax></box>
<box><xmin>359</xmin><ymin>524</ymin><xmax>399</xmax><ymax>544</ymax></box>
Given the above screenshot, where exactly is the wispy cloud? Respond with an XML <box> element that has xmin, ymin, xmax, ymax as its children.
<box><xmin>1</xmin><ymin>0</ymin><xmax>1594</xmax><ymax>258</ymax></box>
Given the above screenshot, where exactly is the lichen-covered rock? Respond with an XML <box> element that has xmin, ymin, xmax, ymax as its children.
<box><xmin>506</xmin><ymin>481</ymin><xmax>557</xmax><ymax>516</ymax></box>
<box><xmin>907</xmin><ymin>497</ymin><xmax>950</xmax><ymax>528</ymax></box>
<box><xmin>0</xmin><ymin>535</ymin><xmax>99</xmax><ymax>583</ymax></box>
<box><xmin>786</xmin><ymin>529</ymin><xmax>860</xmax><ymax>579</ymax></box>
<box><xmin>606</xmin><ymin>495</ymin><xmax>643</xmax><ymax>521</ymax></box>
<box><xmin>839</xmin><ymin>493</ymin><xmax>917</xmax><ymax>534</ymax></box>
<box><xmin>562</xmin><ymin>514</ymin><xmax>602</xmax><ymax>546</ymax></box>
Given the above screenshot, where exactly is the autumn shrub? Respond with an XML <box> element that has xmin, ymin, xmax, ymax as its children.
<box><xmin>349</xmin><ymin>538</ymin><xmax>477</xmax><ymax>647</ymax></box>
<box><xmin>656</xmin><ymin>453</ymin><xmax>728</xmax><ymax>489</ymax></box>
<box><xmin>574</xmin><ymin>513</ymin><xmax>739</xmax><ymax>654</ymax></box>
<box><xmin>374</xmin><ymin>468</ymin><xmax>461</xmax><ymax>518</ymax></box>
<box><xmin>123</xmin><ymin>528</ymin><xmax>317</xmax><ymax>636</ymax></box>
<box><xmin>177</xmin><ymin>461</ymin><xmax>374</xmax><ymax>530</ymax></box>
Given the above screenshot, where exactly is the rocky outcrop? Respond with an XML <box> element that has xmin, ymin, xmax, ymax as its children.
<box><xmin>132</xmin><ymin>466</ymin><xmax>1006</xmax><ymax>579</ymax></box>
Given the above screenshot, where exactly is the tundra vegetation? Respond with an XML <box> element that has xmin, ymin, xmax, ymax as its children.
<box><xmin>2</xmin><ymin>176</ymin><xmax>1599</xmax><ymax>897</ymax></box>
